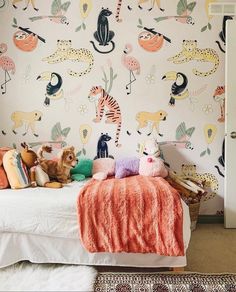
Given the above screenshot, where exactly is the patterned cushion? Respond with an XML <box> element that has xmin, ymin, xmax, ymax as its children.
<box><xmin>3</xmin><ymin>149</ymin><xmax>30</xmax><ymax>189</ymax></box>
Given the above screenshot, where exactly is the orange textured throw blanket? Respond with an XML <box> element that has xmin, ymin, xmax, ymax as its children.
<box><xmin>77</xmin><ymin>175</ymin><xmax>184</xmax><ymax>256</ymax></box>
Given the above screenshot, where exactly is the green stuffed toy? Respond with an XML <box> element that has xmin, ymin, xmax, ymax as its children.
<box><xmin>70</xmin><ymin>158</ymin><xmax>93</xmax><ymax>181</ymax></box>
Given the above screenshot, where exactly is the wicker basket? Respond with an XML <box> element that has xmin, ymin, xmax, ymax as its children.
<box><xmin>189</xmin><ymin>202</ymin><xmax>200</xmax><ymax>231</ymax></box>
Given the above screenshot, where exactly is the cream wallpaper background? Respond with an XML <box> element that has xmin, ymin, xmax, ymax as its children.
<box><xmin>0</xmin><ymin>0</ymin><xmax>227</xmax><ymax>214</ymax></box>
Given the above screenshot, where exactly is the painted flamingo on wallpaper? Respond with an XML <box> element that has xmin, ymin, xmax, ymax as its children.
<box><xmin>0</xmin><ymin>43</ymin><xmax>15</xmax><ymax>95</ymax></box>
<box><xmin>122</xmin><ymin>43</ymin><xmax>140</xmax><ymax>95</ymax></box>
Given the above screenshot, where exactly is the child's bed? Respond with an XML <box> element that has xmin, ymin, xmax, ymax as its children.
<box><xmin>0</xmin><ymin>179</ymin><xmax>191</xmax><ymax>269</ymax></box>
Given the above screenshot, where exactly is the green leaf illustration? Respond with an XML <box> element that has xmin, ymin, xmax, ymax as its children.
<box><xmin>75</xmin><ymin>25</ymin><xmax>81</xmax><ymax>32</ymax></box>
<box><xmin>186</xmin><ymin>127</ymin><xmax>195</xmax><ymax>137</ymax></box>
<box><xmin>177</xmin><ymin>0</ymin><xmax>188</xmax><ymax>16</ymax></box>
<box><xmin>208</xmin><ymin>22</ymin><xmax>212</xmax><ymax>30</ymax></box>
<box><xmin>201</xmin><ymin>25</ymin><xmax>207</xmax><ymax>32</ymax></box>
<box><xmin>113</xmin><ymin>74</ymin><xmax>118</xmax><ymax>79</ymax></box>
<box><xmin>82</xmin><ymin>148</ymin><xmax>86</xmax><ymax>155</ymax></box>
<box><xmin>154</xmin><ymin>16</ymin><xmax>168</xmax><ymax>22</ymax></box>
<box><xmin>51</xmin><ymin>122</ymin><xmax>62</xmax><ymax>141</ymax></box>
<box><xmin>82</xmin><ymin>22</ymin><xmax>86</xmax><ymax>30</ymax></box>
<box><xmin>61</xmin><ymin>1</ymin><xmax>71</xmax><ymax>12</ymax></box>
<box><xmin>76</xmin><ymin>150</ymin><xmax>82</xmax><ymax>157</ymax></box>
<box><xmin>137</xmin><ymin>25</ymin><xmax>143</xmax><ymax>29</ymax></box>
<box><xmin>207</xmin><ymin>147</ymin><xmax>211</xmax><ymax>155</ymax></box>
<box><xmin>13</xmin><ymin>17</ymin><xmax>17</xmax><ymax>25</ymax></box>
<box><xmin>61</xmin><ymin>127</ymin><xmax>71</xmax><ymax>138</ymax></box>
<box><xmin>138</xmin><ymin>18</ymin><xmax>142</xmax><ymax>25</ymax></box>
<box><xmin>200</xmin><ymin>150</ymin><xmax>206</xmax><ymax>157</ymax></box>
<box><xmin>187</xmin><ymin>2</ymin><xmax>196</xmax><ymax>12</ymax></box>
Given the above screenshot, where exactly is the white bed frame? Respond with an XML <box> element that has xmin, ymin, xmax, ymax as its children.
<box><xmin>0</xmin><ymin>182</ymin><xmax>191</xmax><ymax>269</ymax></box>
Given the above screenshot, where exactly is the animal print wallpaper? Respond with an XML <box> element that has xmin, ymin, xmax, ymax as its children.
<box><xmin>0</xmin><ymin>0</ymin><xmax>227</xmax><ymax>215</ymax></box>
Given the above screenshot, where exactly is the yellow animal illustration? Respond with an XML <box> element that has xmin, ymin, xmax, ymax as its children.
<box><xmin>136</xmin><ymin>110</ymin><xmax>167</xmax><ymax>136</ymax></box>
<box><xmin>11</xmin><ymin>110</ymin><xmax>42</xmax><ymax>137</ymax></box>
<box><xmin>115</xmin><ymin>0</ymin><xmax>163</xmax><ymax>22</ymax></box>
<box><xmin>42</xmin><ymin>40</ymin><xmax>94</xmax><ymax>77</ymax></box>
<box><xmin>12</xmin><ymin>0</ymin><xmax>38</xmax><ymax>11</ymax></box>
<box><xmin>168</xmin><ymin>40</ymin><xmax>219</xmax><ymax>77</ymax></box>
<box><xmin>180</xmin><ymin>164</ymin><xmax>218</xmax><ymax>199</ymax></box>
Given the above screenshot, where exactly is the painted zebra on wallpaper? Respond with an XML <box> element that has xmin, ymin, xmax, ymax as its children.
<box><xmin>88</xmin><ymin>86</ymin><xmax>122</xmax><ymax>147</ymax></box>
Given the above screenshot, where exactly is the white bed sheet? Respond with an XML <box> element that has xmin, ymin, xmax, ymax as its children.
<box><xmin>0</xmin><ymin>180</ymin><xmax>89</xmax><ymax>238</ymax></box>
<box><xmin>0</xmin><ymin>180</ymin><xmax>191</xmax><ymax>269</ymax></box>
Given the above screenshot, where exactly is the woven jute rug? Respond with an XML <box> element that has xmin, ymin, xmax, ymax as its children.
<box><xmin>94</xmin><ymin>272</ymin><xmax>236</xmax><ymax>292</ymax></box>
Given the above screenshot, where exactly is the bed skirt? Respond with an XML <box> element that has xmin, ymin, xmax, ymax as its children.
<box><xmin>0</xmin><ymin>228</ymin><xmax>190</xmax><ymax>269</ymax></box>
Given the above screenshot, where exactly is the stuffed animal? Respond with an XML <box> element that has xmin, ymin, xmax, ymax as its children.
<box><xmin>139</xmin><ymin>138</ymin><xmax>168</xmax><ymax>178</ymax></box>
<box><xmin>20</xmin><ymin>142</ymin><xmax>62</xmax><ymax>188</ymax></box>
<box><xmin>38</xmin><ymin>145</ymin><xmax>77</xmax><ymax>184</ymax></box>
<box><xmin>70</xmin><ymin>158</ymin><xmax>93</xmax><ymax>181</ymax></box>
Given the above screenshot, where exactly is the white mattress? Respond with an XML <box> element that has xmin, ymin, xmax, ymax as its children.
<box><xmin>0</xmin><ymin>179</ymin><xmax>191</xmax><ymax>269</ymax></box>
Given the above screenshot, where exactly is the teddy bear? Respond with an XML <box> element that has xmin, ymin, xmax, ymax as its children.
<box><xmin>139</xmin><ymin>138</ymin><xmax>168</xmax><ymax>178</ymax></box>
<box><xmin>20</xmin><ymin>142</ymin><xmax>62</xmax><ymax>188</ymax></box>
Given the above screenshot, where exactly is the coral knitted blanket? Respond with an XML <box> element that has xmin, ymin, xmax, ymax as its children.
<box><xmin>77</xmin><ymin>175</ymin><xmax>184</xmax><ymax>256</ymax></box>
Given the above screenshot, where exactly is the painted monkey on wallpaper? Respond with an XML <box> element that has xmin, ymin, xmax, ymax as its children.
<box><xmin>0</xmin><ymin>43</ymin><xmax>15</xmax><ymax>95</ymax></box>
<box><xmin>11</xmin><ymin>110</ymin><xmax>42</xmax><ymax>137</ymax></box>
<box><xmin>122</xmin><ymin>44</ymin><xmax>140</xmax><ymax>95</ymax></box>
<box><xmin>94</xmin><ymin>133</ymin><xmax>114</xmax><ymax>159</ymax></box>
<box><xmin>29</xmin><ymin>0</ymin><xmax>71</xmax><ymax>25</ymax></box>
<box><xmin>213</xmin><ymin>85</ymin><xmax>225</xmax><ymax>123</ymax></box>
<box><xmin>168</xmin><ymin>40</ymin><xmax>219</xmax><ymax>77</ymax></box>
<box><xmin>42</xmin><ymin>40</ymin><xmax>94</xmax><ymax>77</ymax></box>
<box><xmin>115</xmin><ymin>0</ymin><xmax>163</xmax><ymax>22</ymax></box>
<box><xmin>162</xmin><ymin>71</ymin><xmax>189</xmax><ymax>106</ymax></box>
<box><xmin>37</xmin><ymin>71</ymin><xmax>63</xmax><ymax>106</ymax></box>
<box><xmin>216</xmin><ymin>16</ymin><xmax>233</xmax><ymax>53</ymax></box>
<box><xmin>136</xmin><ymin>110</ymin><xmax>167</xmax><ymax>136</ymax></box>
<box><xmin>12</xmin><ymin>0</ymin><xmax>38</xmax><ymax>11</ymax></box>
<box><xmin>88</xmin><ymin>86</ymin><xmax>122</xmax><ymax>147</ymax></box>
<box><xmin>90</xmin><ymin>8</ymin><xmax>115</xmax><ymax>54</ymax></box>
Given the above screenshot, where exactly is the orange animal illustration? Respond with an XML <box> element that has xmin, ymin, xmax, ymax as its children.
<box><xmin>88</xmin><ymin>86</ymin><xmax>122</xmax><ymax>147</ymax></box>
<box><xmin>138</xmin><ymin>31</ymin><xmax>163</xmax><ymax>52</ymax></box>
<box><xmin>0</xmin><ymin>43</ymin><xmax>15</xmax><ymax>94</ymax></box>
<box><xmin>213</xmin><ymin>85</ymin><xmax>225</xmax><ymax>123</ymax></box>
<box><xmin>13</xmin><ymin>30</ymin><xmax>38</xmax><ymax>52</ymax></box>
<box><xmin>122</xmin><ymin>43</ymin><xmax>140</xmax><ymax>95</ymax></box>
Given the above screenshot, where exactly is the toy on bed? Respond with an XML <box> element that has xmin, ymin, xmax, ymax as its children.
<box><xmin>115</xmin><ymin>157</ymin><xmax>140</xmax><ymax>179</ymax></box>
<box><xmin>70</xmin><ymin>158</ymin><xmax>93</xmax><ymax>181</ymax></box>
<box><xmin>38</xmin><ymin>145</ymin><xmax>78</xmax><ymax>184</ymax></box>
<box><xmin>20</xmin><ymin>142</ymin><xmax>62</xmax><ymax>188</ymax></box>
<box><xmin>3</xmin><ymin>148</ymin><xmax>30</xmax><ymax>189</ymax></box>
<box><xmin>139</xmin><ymin>138</ymin><xmax>168</xmax><ymax>178</ymax></box>
<box><xmin>92</xmin><ymin>158</ymin><xmax>115</xmax><ymax>180</ymax></box>
<box><xmin>0</xmin><ymin>147</ymin><xmax>12</xmax><ymax>189</ymax></box>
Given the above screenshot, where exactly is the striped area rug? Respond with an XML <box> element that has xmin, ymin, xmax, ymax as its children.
<box><xmin>94</xmin><ymin>272</ymin><xmax>236</xmax><ymax>291</ymax></box>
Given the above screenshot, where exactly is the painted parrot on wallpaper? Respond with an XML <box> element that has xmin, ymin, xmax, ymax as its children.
<box><xmin>162</xmin><ymin>71</ymin><xmax>189</xmax><ymax>106</ymax></box>
<box><xmin>37</xmin><ymin>71</ymin><xmax>63</xmax><ymax>106</ymax></box>
<box><xmin>29</xmin><ymin>0</ymin><xmax>71</xmax><ymax>25</ymax></box>
<box><xmin>155</xmin><ymin>0</ymin><xmax>196</xmax><ymax>25</ymax></box>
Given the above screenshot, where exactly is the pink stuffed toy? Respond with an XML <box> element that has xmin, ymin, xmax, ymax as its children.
<box><xmin>139</xmin><ymin>139</ymin><xmax>168</xmax><ymax>178</ymax></box>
